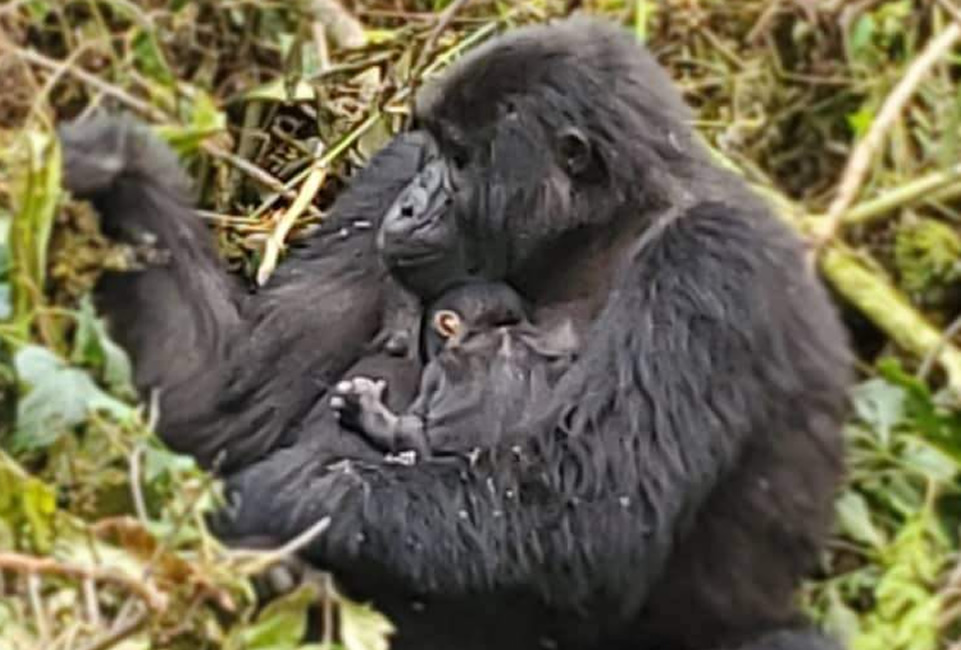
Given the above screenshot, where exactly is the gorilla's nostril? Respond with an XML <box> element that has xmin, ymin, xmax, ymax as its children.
<box><xmin>401</xmin><ymin>204</ymin><xmax>414</xmax><ymax>218</ymax></box>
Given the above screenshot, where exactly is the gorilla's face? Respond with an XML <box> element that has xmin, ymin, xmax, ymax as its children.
<box><xmin>376</xmin><ymin>18</ymin><xmax>699</xmax><ymax>301</ymax></box>
<box><xmin>376</xmin><ymin>112</ymin><xmax>600</xmax><ymax>300</ymax></box>
<box><xmin>376</xmin><ymin>153</ymin><xmax>469</xmax><ymax>299</ymax></box>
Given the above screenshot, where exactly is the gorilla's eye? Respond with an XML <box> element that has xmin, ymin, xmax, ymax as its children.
<box><xmin>433</xmin><ymin>310</ymin><xmax>463</xmax><ymax>340</ymax></box>
<box><xmin>556</xmin><ymin>127</ymin><xmax>593</xmax><ymax>177</ymax></box>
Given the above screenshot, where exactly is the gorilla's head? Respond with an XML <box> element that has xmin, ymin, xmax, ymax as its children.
<box><xmin>378</xmin><ymin>17</ymin><xmax>703</xmax><ymax>299</ymax></box>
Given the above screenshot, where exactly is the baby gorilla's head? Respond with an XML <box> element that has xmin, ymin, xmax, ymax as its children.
<box><xmin>422</xmin><ymin>281</ymin><xmax>529</xmax><ymax>358</ymax></box>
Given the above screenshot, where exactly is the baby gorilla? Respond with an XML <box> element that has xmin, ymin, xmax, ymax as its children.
<box><xmin>331</xmin><ymin>282</ymin><xmax>577</xmax><ymax>460</ymax></box>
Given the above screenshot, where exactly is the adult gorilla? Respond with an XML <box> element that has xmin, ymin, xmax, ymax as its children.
<box><xmin>61</xmin><ymin>16</ymin><xmax>851</xmax><ymax>650</ymax></box>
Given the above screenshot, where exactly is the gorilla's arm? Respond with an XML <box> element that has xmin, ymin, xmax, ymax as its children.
<box><xmin>218</xmin><ymin>202</ymin><xmax>846</xmax><ymax>614</ymax></box>
<box><xmin>61</xmin><ymin>116</ymin><xmax>245</xmax><ymax>463</ymax></box>
<box><xmin>60</xmin><ymin>117</ymin><xmax>426</xmax><ymax>473</ymax></box>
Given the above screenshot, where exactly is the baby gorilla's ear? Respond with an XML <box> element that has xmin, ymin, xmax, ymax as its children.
<box><xmin>555</xmin><ymin>127</ymin><xmax>593</xmax><ymax>178</ymax></box>
<box><xmin>432</xmin><ymin>310</ymin><xmax>463</xmax><ymax>341</ymax></box>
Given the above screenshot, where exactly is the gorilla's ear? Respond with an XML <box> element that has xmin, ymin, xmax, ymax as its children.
<box><xmin>556</xmin><ymin>127</ymin><xmax>594</xmax><ymax>178</ymax></box>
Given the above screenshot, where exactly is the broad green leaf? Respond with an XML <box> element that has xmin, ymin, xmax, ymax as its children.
<box><xmin>340</xmin><ymin>594</ymin><xmax>395</xmax><ymax>650</ymax></box>
<box><xmin>851</xmin><ymin>378</ymin><xmax>905</xmax><ymax>447</ymax></box>
<box><xmin>835</xmin><ymin>491</ymin><xmax>886</xmax><ymax>549</ymax></box>
<box><xmin>898</xmin><ymin>439</ymin><xmax>957</xmax><ymax>483</ymax></box>
<box><xmin>225</xmin><ymin>584</ymin><xmax>319</xmax><ymax>650</ymax></box>
<box><xmin>143</xmin><ymin>442</ymin><xmax>198</xmax><ymax>483</ymax></box>
<box><xmin>13</xmin><ymin>345</ymin><xmax>134</xmax><ymax>450</ymax></box>
<box><xmin>879</xmin><ymin>360</ymin><xmax>961</xmax><ymax>464</ymax></box>
<box><xmin>70</xmin><ymin>295</ymin><xmax>135</xmax><ymax>397</ymax></box>
<box><xmin>132</xmin><ymin>29</ymin><xmax>175</xmax><ymax>85</ymax></box>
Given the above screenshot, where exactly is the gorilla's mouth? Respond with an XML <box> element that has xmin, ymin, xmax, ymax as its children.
<box><xmin>391</xmin><ymin>249</ymin><xmax>445</xmax><ymax>267</ymax></box>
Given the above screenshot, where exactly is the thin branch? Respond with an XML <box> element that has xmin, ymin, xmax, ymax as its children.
<box><xmin>307</xmin><ymin>0</ymin><xmax>367</xmax><ymax>50</ymax></box>
<box><xmin>11</xmin><ymin>45</ymin><xmax>318</xmax><ymax>214</ymax></box>
<box><xmin>843</xmin><ymin>162</ymin><xmax>961</xmax><ymax>225</ymax></box>
<box><xmin>129</xmin><ymin>443</ymin><xmax>149</xmax><ymax>524</ymax></box>
<box><xmin>0</xmin><ymin>551</ymin><xmax>168</xmax><ymax>611</ymax></box>
<box><xmin>77</xmin><ymin>608</ymin><xmax>148</xmax><ymax>650</ymax></box>
<box><xmin>27</xmin><ymin>572</ymin><xmax>50</xmax><ymax>644</ymax></box>
<box><xmin>257</xmin><ymin>142</ymin><xmax>328</xmax><ymax>286</ymax></box>
<box><xmin>918</xmin><ymin>312</ymin><xmax>961</xmax><ymax>384</ymax></box>
<box><xmin>229</xmin><ymin>516</ymin><xmax>331</xmax><ymax>575</ymax></box>
<box><xmin>811</xmin><ymin>21</ymin><xmax>961</xmax><ymax>253</ymax></box>
<box><xmin>10</xmin><ymin>46</ymin><xmax>165</xmax><ymax>121</ymax></box>
<box><xmin>937</xmin><ymin>0</ymin><xmax>961</xmax><ymax>24</ymax></box>
<box><xmin>820</xmin><ymin>245</ymin><xmax>961</xmax><ymax>392</ymax></box>
<box><xmin>413</xmin><ymin>0</ymin><xmax>475</xmax><ymax>75</ymax></box>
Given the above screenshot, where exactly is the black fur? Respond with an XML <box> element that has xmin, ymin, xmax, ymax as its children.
<box><xmin>60</xmin><ymin>16</ymin><xmax>852</xmax><ymax>650</ymax></box>
<box><xmin>332</xmin><ymin>281</ymin><xmax>577</xmax><ymax>458</ymax></box>
<box><xmin>59</xmin><ymin>116</ymin><xmax>429</xmax><ymax>473</ymax></box>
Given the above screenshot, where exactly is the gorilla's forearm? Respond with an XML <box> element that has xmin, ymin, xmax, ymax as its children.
<box><xmin>222</xmin><ymin>436</ymin><xmax>672</xmax><ymax>613</ymax></box>
<box><xmin>60</xmin><ymin>117</ymin><xmax>428</xmax><ymax>474</ymax></box>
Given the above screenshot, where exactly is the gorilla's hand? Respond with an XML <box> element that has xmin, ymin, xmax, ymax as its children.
<box><xmin>59</xmin><ymin>114</ymin><xmax>194</xmax><ymax>243</ymax></box>
<box><xmin>331</xmin><ymin>377</ymin><xmax>393</xmax><ymax>435</ymax></box>
<box><xmin>210</xmin><ymin>455</ymin><xmax>366</xmax><ymax>570</ymax></box>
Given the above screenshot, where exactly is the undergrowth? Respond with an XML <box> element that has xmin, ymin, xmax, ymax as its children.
<box><xmin>0</xmin><ymin>1</ymin><xmax>959</xmax><ymax>649</ymax></box>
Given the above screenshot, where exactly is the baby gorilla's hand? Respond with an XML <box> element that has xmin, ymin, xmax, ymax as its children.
<box><xmin>331</xmin><ymin>377</ymin><xmax>399</xmax><ymax>449</ymax></box>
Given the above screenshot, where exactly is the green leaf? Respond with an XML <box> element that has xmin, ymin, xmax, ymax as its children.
<box><xmin>13</xmin><ymin>345</ymin><xmax>134</xmax><ymax>450</ymax></box>
<box><xmin>849</xmin><ymin>14</ymin><xmax>877</xmax><ymax>61</ymax></box>
<box><xmin>822</xmin><ymin>585</ymin><xmax>862</xmax><ymax>647</ymax></box>
<box><xmin>340</xmin><ymin>594</ymin><xmax>395</xmax><ymax>650</ymax></box>
<box><xmin>143</xmin><ymin>443</ymin><xmax>198</xmax><ymax>483</ymax></box>
<box><xmin>847</xmin><ymin>106</ymin><xmax>875</xmax><ymax>139</ymax></box>
<box><xmin>70</xmin><ymin>295</ymin><xmax>135</xmax><ymax>397</ymax></box>
<box><xmin>8</xmin><ymin>131</ymin><xmax>61</xmax><ymax>336</ymax></box>
<box><xmin>836</xmin><ymin>491</ymin><xmax>886</xmax><ymax>549</ymax></box>
<box><xmin>226</xmin><ymin>584</ymin><xmax>319</xmax><ymax>650</ymax></box>
<box><xmin>879</xmin><ymin>359</ymin><xmax>961</xmax><ymax>465</ymax></box>
<box><xmin>132</xmin><ymin>29</ymin><xmax>175</xmax><ymax>85</ymax></box>
<box><xmin>898</xmin><ymin>439</ymin><xmax>958</xmax><ymax>483</ymax></box>
<box><xmin>851</xmin><ymin>378</ymin><xmax>906</xmax><ymax>447</ymax></box>
<box><xmin>0</xmin><ymin>451</ymin><xmax>57</xmax><ymax>552</ymax></box>
<box><xmin>155</xmin><ymin>89</ymin><xmax>227</xmax><ymax>156</ymax></box>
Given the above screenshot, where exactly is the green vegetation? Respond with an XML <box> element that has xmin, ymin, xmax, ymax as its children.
<box><xmin>0</xmin><ymin>1</ymin><xmax>959</xmax><ymax>648</ymax></box>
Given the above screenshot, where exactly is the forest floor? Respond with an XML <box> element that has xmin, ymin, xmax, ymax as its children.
<box><xmin>1</xmin><ymin>1</ymin><xmax>960</xmax><ymax>649</ymax></box>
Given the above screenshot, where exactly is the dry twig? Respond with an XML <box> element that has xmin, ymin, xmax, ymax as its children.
<box><xmin>0</xmin><ymin>551</ymin><xmax>169</xmax><ymax>612</ymax></box>
<box><xmin>810</xmin><ymin>22</ymin><xmax>961</xmax><ymax>254</ymax></box>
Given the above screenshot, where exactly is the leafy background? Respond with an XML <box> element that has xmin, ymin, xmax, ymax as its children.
<box><xmin>1</xmin><ymin>1</ymin><xmax>960</xmax><ymax>649</ymax></box>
